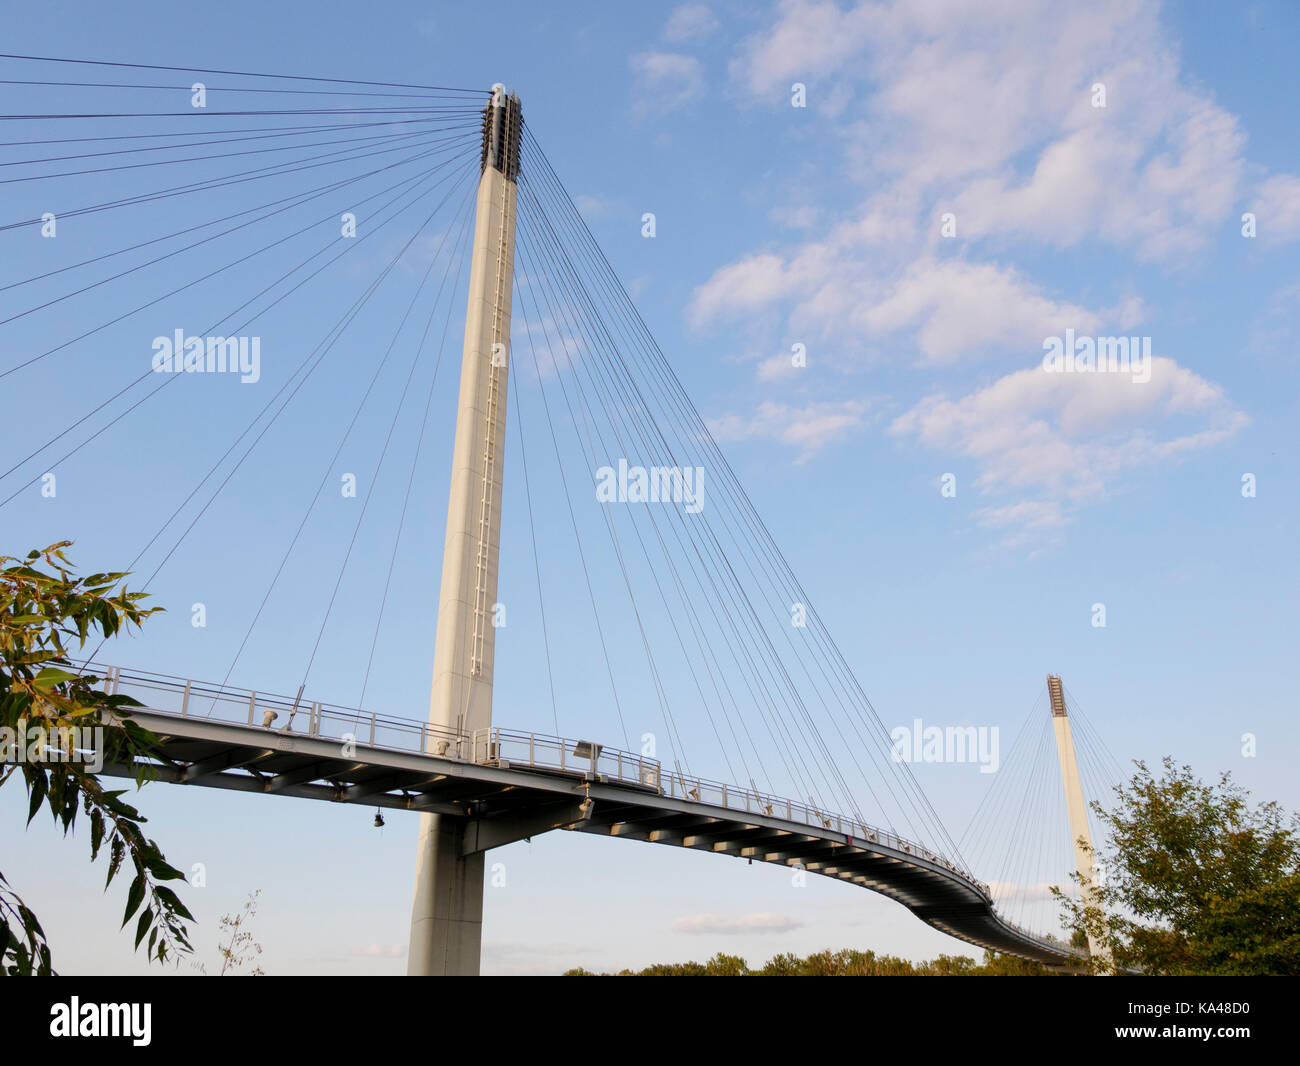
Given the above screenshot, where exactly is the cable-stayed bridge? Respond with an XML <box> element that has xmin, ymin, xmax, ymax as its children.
<box><xmin>1</xmin><ymin>56</ymin><xmax>1121</xmax><ymax>974</ymax></box>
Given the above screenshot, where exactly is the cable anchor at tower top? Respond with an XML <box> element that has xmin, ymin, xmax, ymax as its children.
<box><xmin>480</xmin><ymin>83</ymin><xmax>522</xmax><ymax>181</ymax></box>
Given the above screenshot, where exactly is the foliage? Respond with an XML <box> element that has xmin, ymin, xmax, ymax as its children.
<box><xmin>1055</xmin><ymin>757</ymin><xmax>1300</xmax><ymax>975</ymax></box>
<box><xmin>193</xmin><ymin>890</ymin><xmax>265</xmax><ymax>976</ymax></box>
<box><xmin>563</xmin><ymin>947</ymin><xmax>1051</xmax><ymax>976</ymax></box>
<box><xmin>1</xmin><ymin>542</ymin><xmax>192</xmax><ymax>975</ymax></box>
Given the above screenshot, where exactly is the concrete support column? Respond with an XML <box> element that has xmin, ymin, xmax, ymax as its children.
<box><xmin>408</xmin><ymin>85</ymin><xmax>520</xmax><ymax>978</ymax></box>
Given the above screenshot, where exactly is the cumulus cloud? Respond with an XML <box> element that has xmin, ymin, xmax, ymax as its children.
<box><xmin>572</xmin><ymin>193</ymin><xmax>615</xmax><ymax>219</ymax></box>
<box><xmin>987</xmin><ymin>880</ymin><xmax>1076</xmax><ymax>902</ymax></box>
<box><xmin>690</xmin><ymin>253</ymin><xmax>790</xmax><ymax>327</ymax></box>
<box><xmin>756</xmin><ymin>351</ymin><xmax>802</xmax><ymax>382</ymax></box>
<box><xmin>729</xmin><ymin>0</ymin><xmax>879</xmax><ymax>96</ymax></box>
<box><xmin>630</xmin><ymin>51</ymin><xmax>706</xmax><ymax>111</ymax></box>
<box><xmin>861</xmin><ymin>260</ymin><xmax>1104</xmax><ymax>365</ymax></box>
<box><xmin>729</xmin><ymin>0</ymin><xmax>1247</xmax><ymax>259</ymax></box>
<box><xmin>694</xmin><ymin>0</ymin><xmax>1259</xmax><ymax>348</ymax></box>
<box><xmin>671</xmin><ymin>912</ymin><xmax>806</xmax><ymax>935</ymax></box>
<box><xmin>665</xmin><ymin>3</ymin><xmax>720</xmax><ymax>43</ymax></box>
<box><xmin>709</xmin><ymin>398</ymin><xmax>873</xmax><ymax>460</ymax></box>
<box><xmin>1251</xmin><ymin>174</ymin><xmax>1300</xmax><ymax>246</ymax></box>
<box><xmin>889</xmin><ymin>357</ymin><xmax>1248</xmax><ymax>543</ymax></box>
<box><xmin>686</xmin><ymin>0</ymin><xmax>1256</xmax><ymax>547</ymax></box>
<box><xmin>515</xmin><ymin>309</ymin><xmax>586</xmax><ymax>379</ymax></box>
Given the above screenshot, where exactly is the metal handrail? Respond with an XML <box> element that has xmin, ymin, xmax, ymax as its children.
<box><xmin>81</xmin><ymin>660</ymin><xmax>1035</xmax><ymax>913</ymax></box>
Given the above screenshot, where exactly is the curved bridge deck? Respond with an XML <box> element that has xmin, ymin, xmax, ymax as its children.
<box><xmin>89</xmin><ymin>663</ymin><xmax>1080</xmax><ymax>967</ymax></box>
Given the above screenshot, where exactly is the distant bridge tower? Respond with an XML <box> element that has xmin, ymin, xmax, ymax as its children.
<box><xmin>408</xmin><ymin>84</ymin><xmax>522</xmax><ymax>977</ymax></box>
<box><xmin>1047</xmin><ymin>674</ymin><xmax>1114</xmax><ymax>972</ymax></box>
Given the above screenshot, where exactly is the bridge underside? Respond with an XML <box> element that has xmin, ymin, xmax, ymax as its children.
<box><xmin>102</xmin><ymin>710</ymin><xmax>1080</xmax><ymax>968</ymax></box>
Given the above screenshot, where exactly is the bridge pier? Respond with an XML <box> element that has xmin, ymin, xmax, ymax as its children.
<box><xmin>408</xmin><ymin>813</ymin><xmax>484</xmax><ymax>976</ymax></box>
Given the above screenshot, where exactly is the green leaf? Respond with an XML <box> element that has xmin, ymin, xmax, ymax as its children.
<box><xmin>153</xmin><ymin>885</ymin><xmax>194</xmax><ymax>921</ymax></box>
<box><xmin>106</xmin><ymin>836</ymin><xmax>125</xmax><ymax>888</ymax></box>
<box><xmin>134</xmin><ymin>907</ymin><xmax>153</xmax><ymax>949</ymax></box>
<box><xmin>89</xmin><ymin>810</ymin><xmax>105</xmax><ymax>860</ymax></box>
<box><xmin>122</xmin><ymin>873</ymin><xmax>145</xmax><ymax>927</ymax></box>
<box><xmin>32</xmin><ymin>666</ymin><xmax>78</xmax><ymax>691</ymax></box>
<box><xmin>26</xmin><ymin>769</ymin><xmax>47</xmax><ymax>826</ymax></box>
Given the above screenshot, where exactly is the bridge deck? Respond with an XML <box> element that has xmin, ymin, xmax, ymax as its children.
<box><xmin>89</xmin><ymin>663</ymin><xmax>1080</xmax><ymax>967</ymax></box>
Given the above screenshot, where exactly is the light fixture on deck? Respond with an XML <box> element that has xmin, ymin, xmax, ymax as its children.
<box><xmin>373</xmin><ymin>810</ymin><xmax>385</xmax><ymax>828</ymax></box>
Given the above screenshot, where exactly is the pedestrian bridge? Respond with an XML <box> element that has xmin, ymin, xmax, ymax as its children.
<box><xmin>91</xmin><ymin>662</ymin><xmax>1081</xmax><ymax>968</ymax></box>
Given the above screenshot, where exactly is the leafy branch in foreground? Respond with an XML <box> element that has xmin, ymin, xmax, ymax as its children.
<box><xmin>1</xmin><ymin>542</ymin><xmax>193</xmax><ymax>975</ymax></box>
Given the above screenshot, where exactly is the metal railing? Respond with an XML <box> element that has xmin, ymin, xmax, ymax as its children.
<box><xmin>85</xmin><ymin>661</ymin><xmax>1004</xmax><ymax>902</ymax></box>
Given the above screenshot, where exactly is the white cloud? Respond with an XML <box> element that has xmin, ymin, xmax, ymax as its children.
<box><xmin>690</xmin><ymin>253</ymin><xmax>790</xmax><ymax>327</ymax></box>
<box><xmin>709</xmin><ymin>398</ymin><xmax>872</xmax><ymax>461</ymax></box>
<box><xmin>701</xmin><ymin>0</ymin><xmax>1260</xmax><ymax>353</ymax></box>
<box><xmin>730</xmin><ymin>0</ymin><xmax>1248</xmax><ymax>257</ymax></box>
<box><xmin>949</xmin><ymin>99</ymin><xmax>1245</xmax><ymax>261</ymax></box>
<box><xmin>572</xmin><ymin>193</ymin><xmax>614</xmax><ymax>219</ymax></box>
<box><xmin>769</xmin><ymin>203</ymin><xmax>821</xmax><ymax>230</ymax></box>
<box><xmin>889</xmin><ymin>357</ymin><xmax>1248</xmax><ymax>542</ymax></box>
<box><xmin>729</xmin><ymin>0</ymin><xmax>879</xmax><ymax>96</ymax></box>
<box><xmin>693</xmin><ymin>254</ymin><xmax>1114</xmax><ymax>367</ymax></box>
<box><xmin>987</xmin><ymin>880</ymin><xmax>1076</xmax><ymax>902</ymax></box>
<box><xmin>515</xmin><ymin>309</ymin><xmax>585</xmax><ymax>379</ymax></box>
<box><xmin>691</xmin><ymin>0</ymin><xmax>1254</xmax><ymax>546</ymax></box>
<box><xmin>671</xmin><ymin>912</ymin><xmax>806</xmax><ymax>935</ymax></box>
<box><xmin>665</xmin><ymin>3</ymin><xmax>720</xmax><ymax>43</ymax></box>
<box><xmin>630</xmin><ymin>51</ymin><xmax>706</xmax><ymax>111</ymax></box>
<box><xmin>756</xmin><ymin>352</ymin><xmax>801</xmax><ymax>382</ymax></box>
<box><xmin>1251</xmin><ymin>174</ymin><xmax>1300</xmax><ymax>246</ymax></box>
<box><xmin>862</xmin><ymin>260</ymin><xmax>1103</xmax><ymax>365</ymax></box>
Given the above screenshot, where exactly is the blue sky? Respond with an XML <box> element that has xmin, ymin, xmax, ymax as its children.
<box><xmin>2</xmin><ymin>0</ymin><xmax>1298</xmax><ymax>974</ymax></box>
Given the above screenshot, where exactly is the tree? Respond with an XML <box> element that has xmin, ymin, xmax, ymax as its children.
<box><xmin>0</xmin><ymin>542</ymin><xmax>193</xmax><ymax>975</ymax></box>
<box><xmin>702</xmin><ymin>951</ymin><xmax>748</xmax><ymax>976</ymax></box>
<box><xmin>1056</xmin><ymin>757</ymin><xmax>1300</xmax><ymax>975</ymax></box>
<box><xmin>567</xmin><ymin>947</ymin><xmax>1050</xmax><ymax>976</ymax></box>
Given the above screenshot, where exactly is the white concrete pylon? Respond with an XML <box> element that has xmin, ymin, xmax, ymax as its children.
<box><xmin>408</xmin><ymin>85</ymin><xmax>521</xmax><ymax>977</ymax></box>
<box><xmin>1047</xmin><ymin>673</ymin><xmax>1115</xmax><ymax>973</ymax></box>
